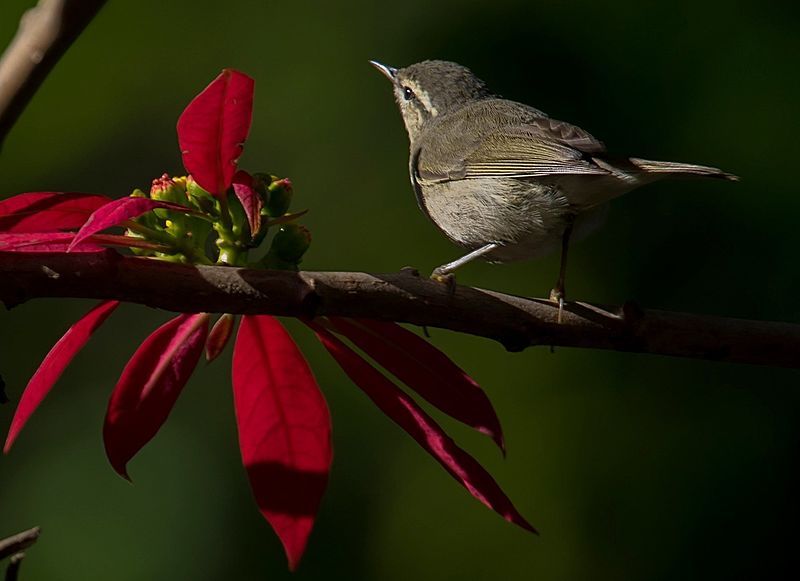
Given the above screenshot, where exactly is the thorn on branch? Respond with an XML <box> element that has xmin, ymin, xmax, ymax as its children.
<box><xmin>400</xmin><ymin>266</ymin><xmax>420</xmax><ymax>277</ymax></box>
<box><xmin>502</xmin><ymin>335</ymin><xmax>530</xmax><ymax>353</ymax></box>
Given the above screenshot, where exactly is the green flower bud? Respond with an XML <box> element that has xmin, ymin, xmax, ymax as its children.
<box><xmin>263</xmin><ymin>224</ymin><xmax>311</xmax><ymax>269</ymax></box>
<box><xmin>150</xmin><ymin>173</ymin><xmax>187</xmax><ymax>205</ymax></box>
<box><xmin>250</xmin><ymin>172</ymin><xmax>273</xmax><ymax>196</ymax></box>
<box><xmin>261</xmin><ymin>177</ymin><xmax>293</xmax><ymax>217</ymax></box>
<box><xmin>186</xmin><ymin>175</ymin><xmax>218</xmax><ymax>215</ymax></box>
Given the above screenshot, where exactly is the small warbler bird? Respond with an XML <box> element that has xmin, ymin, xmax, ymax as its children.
<box><xmin>370</xmin><ymin>59</ymin><xmax>736</xmax><ymax>311</ymax></box>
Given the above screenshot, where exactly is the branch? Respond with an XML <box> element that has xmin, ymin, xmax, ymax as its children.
<box><xmin>0</xmin><ymin>527</ymin><xmax>39</xmax><ymax>562</ymax></box>
<box><xmin>0</xmin><ymin>0</ymin><xmax>107</xmax><ymax>148</ymax></box>
<box><xmin>1</xmin><ymin>253</ymin><xmax>799</xmax><ymax>368</ymax></box>
<box><xmin>4</xmin><ymin>553</ymin><xmax>24</xmax><ymax>581</ymax></box>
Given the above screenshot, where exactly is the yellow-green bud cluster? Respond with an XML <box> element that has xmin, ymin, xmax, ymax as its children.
<box><xmin>125</xmin><ymin>170</ymin><xmax>311</xmax><ymax>270</ymax></box>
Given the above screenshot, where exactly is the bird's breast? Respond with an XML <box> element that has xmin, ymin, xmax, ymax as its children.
<box><xmin>416</xmin><ymin>177</ymin><xmax>572</xmax><ymax>258</ymax></box>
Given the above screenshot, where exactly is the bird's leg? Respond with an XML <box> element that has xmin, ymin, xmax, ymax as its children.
<box><xmin>549</xmin><ymin>218</ymin><xmax>575</xmax><ymax>323</ymax></box>
<box><xmin>431</xmin><ymin>242</ymin><xmax>499</xmax><ymax>291</ymax></box>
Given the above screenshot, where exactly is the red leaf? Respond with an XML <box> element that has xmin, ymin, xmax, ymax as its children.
<box><xmin>69</xmin><ymin>197</ymin><xmax>197</xmax><ymax>251</ymax></box>
<box><xmin>177</xmin><ymin>69</ymin><xmax>254</xmax><ymax>195</ymax></box>
<box><xmin>327</xmin><ymin>317</ymin><xmax>505</xmax><ymax>452</ymax></box>
<box><xmin>231</xmin><ymin>170</ymin><xmax>262</xmax><ymax>236</ymax></box>
<box><xmin>308</xmin><ymin>321</ymin><xmax>535</xmax><ymax>534</ymax></box>
<box><xmin>0</xmin><ymin>232</ymin><xmax>105</xmax><ymax>253</ymax></box>
<box><xmin>88</xmin><ymin>234</ymin><xmax>171</xmax><ymax>251</ymax></box>
<box><xmin>0</xmin><ymin>192</ymin><xmax>109</xmax><ymax>233</ymax></box>
<box><xmin>0</xmin><ymin>232</ymin><xmax>170</xmax><ymax>253</ymax></box>
<box><xmin>4</xmin><ymin>300</ymin><xmax>120</xmax><ymax>453</ymax></box>
<box><xmin>103</xmin><ymin>313</ymin><xmax>209</xmax><ymax>479</ymax></box>
<box><xmin>233</xmin><ymin>315</ymin><xmax>332</xmax><ymax>571</ymax></box>
<box><xmin>206</xmin><ymin>313</ymin><xmax>236</xmax><ymax>362</ymax></box>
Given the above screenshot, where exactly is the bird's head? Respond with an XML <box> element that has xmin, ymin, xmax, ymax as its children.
<box><xmin>370</xmin><ymin>59</ymin><xmax>492</xmax><ymax>141</ymax></box>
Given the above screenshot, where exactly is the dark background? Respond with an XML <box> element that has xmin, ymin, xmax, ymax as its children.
<box><xmin>1</xmin><ymin>1</ymin><xmax>799</xmax><ymax>579</ymax></box>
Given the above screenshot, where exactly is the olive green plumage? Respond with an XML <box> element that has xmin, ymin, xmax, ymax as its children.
<box><xmin>371</xmin><ymin>59</ymin><xmax>736</xmax><ymax>301</ymax></box>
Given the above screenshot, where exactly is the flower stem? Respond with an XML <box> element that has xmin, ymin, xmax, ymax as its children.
<box><xmin>213</xmin><ymin>194</ymin><xmax>245</xmax><ymax>265</ymax></box>
<box><xmin>217</xmin><ymin>195</ymin><xmax>234</xmax><ymax>232</ymax></box>
<box><xmin>123</xmin><ymin>221</ymin><xmax>212</xmax><ymax>265</ymax></box>
<box><xmin>217</xmin><ymin>246</ymin><xmax>241</xmax><ymax>266</ymax></box>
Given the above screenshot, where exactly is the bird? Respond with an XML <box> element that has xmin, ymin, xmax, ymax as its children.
<box><xmin>370</xmin><ymin>59</ymin><xmax>737</xmax><ymax>315</ymax></box>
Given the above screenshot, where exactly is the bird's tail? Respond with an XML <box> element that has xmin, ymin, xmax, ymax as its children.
<box><xmin>628</xmin><ymin>158</ymin><xmax>739</xmax><ymax>181</ymax></box>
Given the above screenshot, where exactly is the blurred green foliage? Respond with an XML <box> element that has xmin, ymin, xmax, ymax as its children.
<box><xmin>1</xmin><ymin>0</ymin><xmax>799</xmax><ymax>579</ymax></box>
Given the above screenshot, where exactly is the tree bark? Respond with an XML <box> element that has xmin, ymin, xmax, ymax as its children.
<box><xmin>1</xmin><ymin>252</ymin><xmax>799</xmax><ymax>368</ymax></box>
<box><xmin>0</xmin><ymin>527</ymin><xmax>39</xmax><ymax>562</ymax></box>
<box><xmin>0</xmin><ymin>0</ymin><xmax>107</xmax><ymax>148</ymax></box>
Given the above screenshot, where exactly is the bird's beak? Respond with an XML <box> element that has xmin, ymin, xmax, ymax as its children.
<box><xmin>369</xmin><ymin>60</ymin><xmax>397</xmax><ymax>82</ymax></box>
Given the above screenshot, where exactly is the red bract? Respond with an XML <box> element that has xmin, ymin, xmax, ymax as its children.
<box><xmin>4</xmin><ymin>300</ymin><xmax>120</xmax><ymax>453</ymax></box>
<box><xmin>233</xmin><ymin>316</ymin><xmax>332</xmax><ymax>571</ymax></box>
<box><xmin>231</xmin><ymin>170</ymin><xmax>262</xmax><ymax>235</ymax></box>
<box><xmin>0</xmin><ymin>192</ymin><xmax>113</xmax><ymax>253</ymax></box>
<box><xmin>69</xmin><ymin>197</ymin><xmax>199</xmax><ymax>251</ymax></box>
<box><xmin>327</xmin><ymin>317</ymin><xmax>505</xmax><ymax>452</ymax></box>
<box><xmin>205</xmin><ymin>313</ymin><xmax>235</xmax><ymax>362</ymax></box>
<box><xmin>0</xmin><ymin>232</ymin><xmax>170</xmax><ymax>253</ymax></box>
<box><xmin>0</xmin><ymin>192</ymin><xmax>109</xmax><ymax>232</ymax></box>
<box><xmin>104</xmin><ymin>313</ymin><xmax>209</xmax><ymax>479</ymax></box>
<box><xmin>0</xmin><ymin>232</ymin><xmax>106</xmax><ymax>253</ymax></box>
<box><xmin>309</xmin><ymin>321</ymin><xmax>534</xmax><ymax>534</ymax></box>
<box><xmin>177</xmin><ymin>69</ymin><xmax>254</xmax><ymax>195</ymax></box>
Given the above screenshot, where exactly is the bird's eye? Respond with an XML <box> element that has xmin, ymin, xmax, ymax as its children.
<box><xmin>402</xmin><ymin>86</ymin><xmax>415</xmax><ymax>101</ymax></box>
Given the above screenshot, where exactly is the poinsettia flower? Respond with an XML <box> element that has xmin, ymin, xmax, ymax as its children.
<box><xmin>0</xmin><ymin>68</ymin><xmax>532</xmax><ymax>571</ymax></box>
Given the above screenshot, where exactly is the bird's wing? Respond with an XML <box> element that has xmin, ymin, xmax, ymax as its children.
<box><xmin>525</xmin><ymin>116</ymin><xmax>607</xmax><ymax>155</ymax></box>
<box><xmin>417</xmin><ymin>106</ymin><xmax>610</xmax><ymax>183</ymax></box>
<box><xmin>462</xmin><ymin>126</ymin><xmax>610</xmax><ymax>179</ymax></box>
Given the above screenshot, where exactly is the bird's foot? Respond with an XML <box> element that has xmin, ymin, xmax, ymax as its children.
<box><xmin>430</xmin><ymin>268</ymin><xmax>457</xmax><ymax>295</ymax></box>
<box><xmin>549</xmin><ymin>287</ymin><xmax>566</xmax><ymax>324</ymax></box>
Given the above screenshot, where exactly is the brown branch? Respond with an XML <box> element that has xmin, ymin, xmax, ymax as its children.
<box><xmin>1</xmin><ymin>253</ymin><xmax>799</xmax><ymax>368</ymax></box>
<box><xmin>0</xmin><ymin>527</ymin><xmax>39</xmax><ymax>562</ymax></box>
<box><xmin>0</xmin><ymin>0</ymin><xmax>107</xmax><ymax>148</ymax></box>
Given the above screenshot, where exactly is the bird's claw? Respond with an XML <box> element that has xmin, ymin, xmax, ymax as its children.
<box><xmin>430</xmin><ymin>269</ymin><xmax>457</xmax><ymax>295</ymax></box>
<box><xmin>549</xmin><ymin>287</ymin><xmax>566</xmax><ymax>324</ymax></box>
